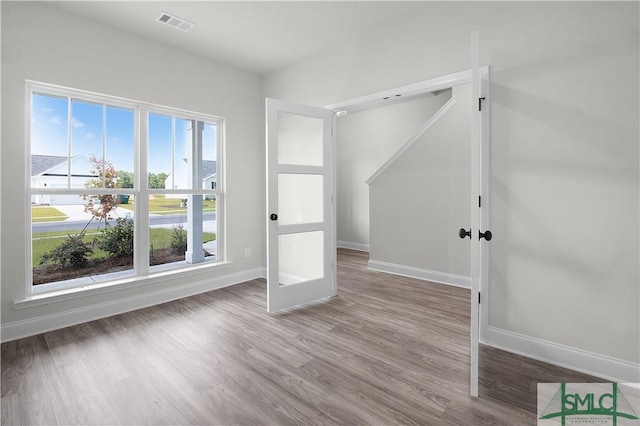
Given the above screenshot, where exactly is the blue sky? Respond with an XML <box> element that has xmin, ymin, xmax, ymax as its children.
<box><xmin>32</xmin><ymin>93</ymin><xmax>217</xmax><ymax>176</ymax></box>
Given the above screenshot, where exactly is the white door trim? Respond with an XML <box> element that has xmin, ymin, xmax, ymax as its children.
<box><xmin>323</xmin><ymin>68</ymin><xmax>488</xmax><ymax>113</ymax></box>
<box><xmin>470</xmin><ymin>31</ymin><xmax>481</xmax><ymax>397</ymax></box>
<box><xmin>325</xmin><ymin>69</ymin><xmax>473</xmax><ymax>113</ymax></box>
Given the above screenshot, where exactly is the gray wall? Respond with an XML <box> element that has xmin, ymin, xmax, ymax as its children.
<box><xmin>263</xmin><ymin>2</ymin><xmax>640</xmax><ymax>365</ymax></box>
<box><xmin>369</xmin><ymin>85</ymin><xmax>470</xmax><ymax>277</ymax></box>
<box><xmin>336</xmin><ymin>91</ymin><xmax>452</xmax><ymax>248</ymax></box>
<box><xmin>1</xmin><ymin>3</ymin><xmax>263</xmax><ymax>325</ymax></box>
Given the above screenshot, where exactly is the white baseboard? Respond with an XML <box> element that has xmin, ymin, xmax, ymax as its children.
<box><xmin>337</xmin><ymin>241</ymin><xmax>370</xmax><ymax>252</ymax></box>
<box><xmin>484</xmin><ymin>326</ymin><xmax>640</xmax><ymax>383</ymax></box>
<box><xmin>1</xmin><ymin>267</ymin><xmax>263</xmax><ymax>343</ymax></box>
<box><xmin>368</xmin><ymin>259</ymin><xmax>470</xmax><ymax>289</ymax></box>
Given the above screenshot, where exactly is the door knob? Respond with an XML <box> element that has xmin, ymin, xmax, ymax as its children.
<box><xmin>459</xmin><ymin>228</ymin><xmax>471</xmax><ymax>239</ymax></box>
<box><xmin>479</xmin><ymin>230</ymin><xmax>492</xmax><ymax>241</ymax></box>
<box><xmin>270</xmin><ymin>213</ymin><xmax>278</xmax><ymax>221</ymax></box>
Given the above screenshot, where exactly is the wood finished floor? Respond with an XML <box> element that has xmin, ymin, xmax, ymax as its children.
<box><xmin>2</xmin><ymin>249</ymin><xmax>603</xmax><ymax>425</ymax></box>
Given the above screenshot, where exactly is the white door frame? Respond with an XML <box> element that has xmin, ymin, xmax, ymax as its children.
<box><xmin>324</xmin><ymin>66</ymin><xmax>491</xmax><ymax>397</ymax></box>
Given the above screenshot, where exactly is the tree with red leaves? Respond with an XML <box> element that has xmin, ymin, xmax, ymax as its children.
<box><xmin>82</xmin><ymin>155</ymin><xmax>120</xmax><ymax>232</ymax></box>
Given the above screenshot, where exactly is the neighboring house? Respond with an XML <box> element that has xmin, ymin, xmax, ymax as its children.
<box><xmin>203</xmin><ymin>160</ymin><xmax>218</xmax><ymax>192</ymax></box>
<box><xmin>31</xmin><ymin>154</ymin><xmax>97</xmax><ymax>205</ymax></box>
<box><xmin>166</xmin><ymin>159</ymin><xmax>216</xmax><ymax>198</ymax></box>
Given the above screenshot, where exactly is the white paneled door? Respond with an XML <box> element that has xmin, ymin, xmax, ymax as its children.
<box><xmin>266</xmin><ymin>98</ymin><xmax>336</xmax><ymax>313</ymax></box>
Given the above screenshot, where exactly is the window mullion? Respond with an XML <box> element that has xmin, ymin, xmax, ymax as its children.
<box><xmin>171</xmin><ymin>116</ymin><xmax>175</xmax><ymax>190</ymax></box>
<box><xmin>102</xmin><ymin>104</ymin><xmax>107</xmax><ymax>188</ymax></box>
<box><xmin>67</xmin><ymin>98</ymin><xmax>72</xmax><ymax>188</ymax></box>
<box><xmin>136</xmin><ymin>106</ymin><xmax>150</xmax><ymax>276</ymax></box>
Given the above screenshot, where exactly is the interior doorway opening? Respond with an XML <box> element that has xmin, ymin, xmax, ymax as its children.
<box><xmin>324</xmin><ymin>65</ymin><xmax>490</xmax><ymax>397</ymax></box>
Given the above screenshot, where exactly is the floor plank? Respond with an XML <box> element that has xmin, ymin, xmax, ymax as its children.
<box><xmin>1</xmin><ymin>249</ymin><xmax>603</xmax><ymax>425</ymax></box>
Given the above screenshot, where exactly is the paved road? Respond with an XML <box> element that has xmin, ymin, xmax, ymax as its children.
<box><xmin>33</xmin><ymin>213</ymin><xmax>216</xmax><ymax>233</ymax></box>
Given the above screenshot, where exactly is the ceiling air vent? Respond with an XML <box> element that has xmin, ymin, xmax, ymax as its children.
<box><xmin>155</xmin><ymin>11</ymin><xmax>194</xmax><ymax>32</ymax></box>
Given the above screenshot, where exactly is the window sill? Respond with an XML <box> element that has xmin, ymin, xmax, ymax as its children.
<box><xmin>15</xmin><ymin>260</ymin><xmax>233</xmax><ymax>310</ymax></box>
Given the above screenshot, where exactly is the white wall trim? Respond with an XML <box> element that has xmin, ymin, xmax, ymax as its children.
<box><xmin>484</xmin><ymin>326</ymin><xmax>640</xmax><ymax>384</ymax></box>
<box><xmin>337</xmin><ymin>241</ymin><xmax>370</xmax><ymax>252</ymax></box>
<box><xmin>324</xmin><ymin>69</ymin><xmax>472</xmax><ymax>113</ymax></box>
<box><xmin>368</xmin><ymin>259</ymin><xmax>470</xmax><ymax>289</ymax></box>
<box><xmin>365</xmin><ymin>96</ymin><xmax>457</xmax><ymax>186</ymax></box>
<box><xmin>18</xmin><ymin>261</ymin><xmax>234</xmax><ymax>309</ymax></box>
<box><xmin>1</xmin><ymin>267</ymin><xmax>263</xmax><ymax>343</ymax></box>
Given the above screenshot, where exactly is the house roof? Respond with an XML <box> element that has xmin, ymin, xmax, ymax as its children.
<box><xmin>31</xmin><ymin>155</ymin><xmax>68</xmax><ymax>176</ymax></box>
<box><xmin>203</xmin><ymin>160</ymin><xmax>217</xmax><ymax>180</ymax></box>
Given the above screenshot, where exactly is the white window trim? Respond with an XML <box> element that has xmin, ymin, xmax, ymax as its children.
<box><xmin>26</xmin><ymin>80</ymin><xmax>226</xmax><ymax>298</ymax></box>
<box><xmin>15</xmin><ymin>260</ymin><xmax>234</xmax><ymax>309</ymax></box>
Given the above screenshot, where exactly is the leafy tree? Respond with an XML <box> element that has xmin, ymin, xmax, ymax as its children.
<box><xmin>117</xmin><ymin>170</ymin><xmax>134</xmax><ymax>189</ymax></box>
<box><xmin>157</xmin><ymin>172</ymin><xmax>168</xmax><ymax>188</ymax></box>
<box><xmin>148</xmin><ymin>172</ymin><xmax>168</xmax><ymax>189</ymax></box>
<box><xmin>82</xmin><ymin>155</ymin><xmax>120</xmax><ymax>231</ymax></box>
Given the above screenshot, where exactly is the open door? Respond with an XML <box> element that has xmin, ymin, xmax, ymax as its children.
<box><xmin>266</xmin><ymin>98</ymin><xmax>337</xmax><ymax>313</ymax></box>
<box><xmin>468</xmin><ymin>31</ymin><xmax>491</xmax><ymax>397</ymax></box>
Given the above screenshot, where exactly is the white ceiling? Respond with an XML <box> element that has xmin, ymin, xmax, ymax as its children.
<box><xmin>50</xmin><ymin>1</ymin><xmax>423</xmax><ymax>75</ymax></box>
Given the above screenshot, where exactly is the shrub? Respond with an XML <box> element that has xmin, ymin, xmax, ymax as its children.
<box><xmin>98</xmin><ymin>218</ymin><xmax>134</xmax><ymax>257</ymax></box>
<box><xmin>40</xmin><ymin>234</ymin><xmax>93</xmax><ymax>268</ymax></box>
<box><xmin>170</xmin><ymin>223</ymin><xmax>187</xmax><ymax>254</ymax></box>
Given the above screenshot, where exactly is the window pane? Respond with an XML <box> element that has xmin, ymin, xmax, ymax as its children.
<box><xmin>278</xmin><ymin>174</ymin><xmax>323</xmax><ymax>225</ymax></box>
<box><xmin>148</xmin><ymin>113</ymin><xmax>172</xmax><ymax>189</ymax></box>
<box><xmin>32</xmin><ymin>200</ymin><xmax>134</xmax><ymax>290</ymax></box>
<box><xmin>106</xmin><ymin>106</ymin><xmax>135</xmax><ymax>189</ymax></box>
<box><xmin>278</xmin><ymin>112</ymin><xmax>323</xmax><ymax>166</ymax></box>
<box><xmin>149</xmin><ymin>194</ymin><xmax>217</xmax><ymax>270</ymax></box>
<box><xmin>31</xmin><ymin>93</ymin><xmax>69</xmax><ymax>191</ymax></box>
<box><xmin>278</xmin><ymin>231</ymin><xmax>324</xmax><ymax>285</ymax></box>
<box><xmin>174</xmin><ymin>118</ymin><xmax>193</xmax><ymax>190</ymax></box>
<box><xmin>71</xmin><ymin>100</ymin><xmax>104</xmax><ymax>188</ymax></box>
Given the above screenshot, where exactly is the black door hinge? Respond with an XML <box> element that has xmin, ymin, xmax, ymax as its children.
<box><xmin>478</xmin><ymin>97</ymin><xmax>486</xmax><ymax>111</ymax></box>
<box><xmin>479</xmin><ymin>196</ymin><xmax>481</xmax><ymax>208</ymax></box>
<box><xmin>478</xmin><ymin>292</ymin><xmax>481</xmax><ymax>304</ymax></box>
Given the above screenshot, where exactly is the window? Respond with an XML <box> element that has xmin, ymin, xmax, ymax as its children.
<box><xmin>147</xmin><ymin>113</ymin><xmax>219</xmax><ymax>270</ymax></box>
<box><xmin>29</xmin><ymin>82</ymin><xmax>224</xmax><ymax>293</ymax></box>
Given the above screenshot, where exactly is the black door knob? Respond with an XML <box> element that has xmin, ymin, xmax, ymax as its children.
<box><xmin>459</xmin><ymin>228</ymin><xmax>471</xmax><ymax>239</ymax></box>
<box><xmin>270</xmin><ymin>213</ymin><xmax>278</xmax><ymax>221</ymax></box>
<box><xmin>479</xmin><ymin>230</ymin><xmax>492</xmax><ymax>241</ymax></box>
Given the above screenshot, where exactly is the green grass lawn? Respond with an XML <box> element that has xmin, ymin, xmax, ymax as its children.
<box><xmin>118</xmin><ymin>196</ymin><xmax>216</xmax><ymax>215</ymax></box>
<box><xmin>31</xmin><ymin>206</ymin><xmax>68</xmax><ymax>223</ymax></box>
<box><xmin>149</xmin><ymin>228</ymin><xmax>216</xmax><ymax>254</ymax></box>
<box><xmin>33</xmin><ymin>228</ymin><xmax>216</xmax><ymax>266</ymax></box>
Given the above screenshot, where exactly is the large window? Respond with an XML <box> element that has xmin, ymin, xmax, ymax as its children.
<box><xmin>29</xmin><ymin>83</ymin><xmax>224</xmax><ymax>293</ymax></box>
